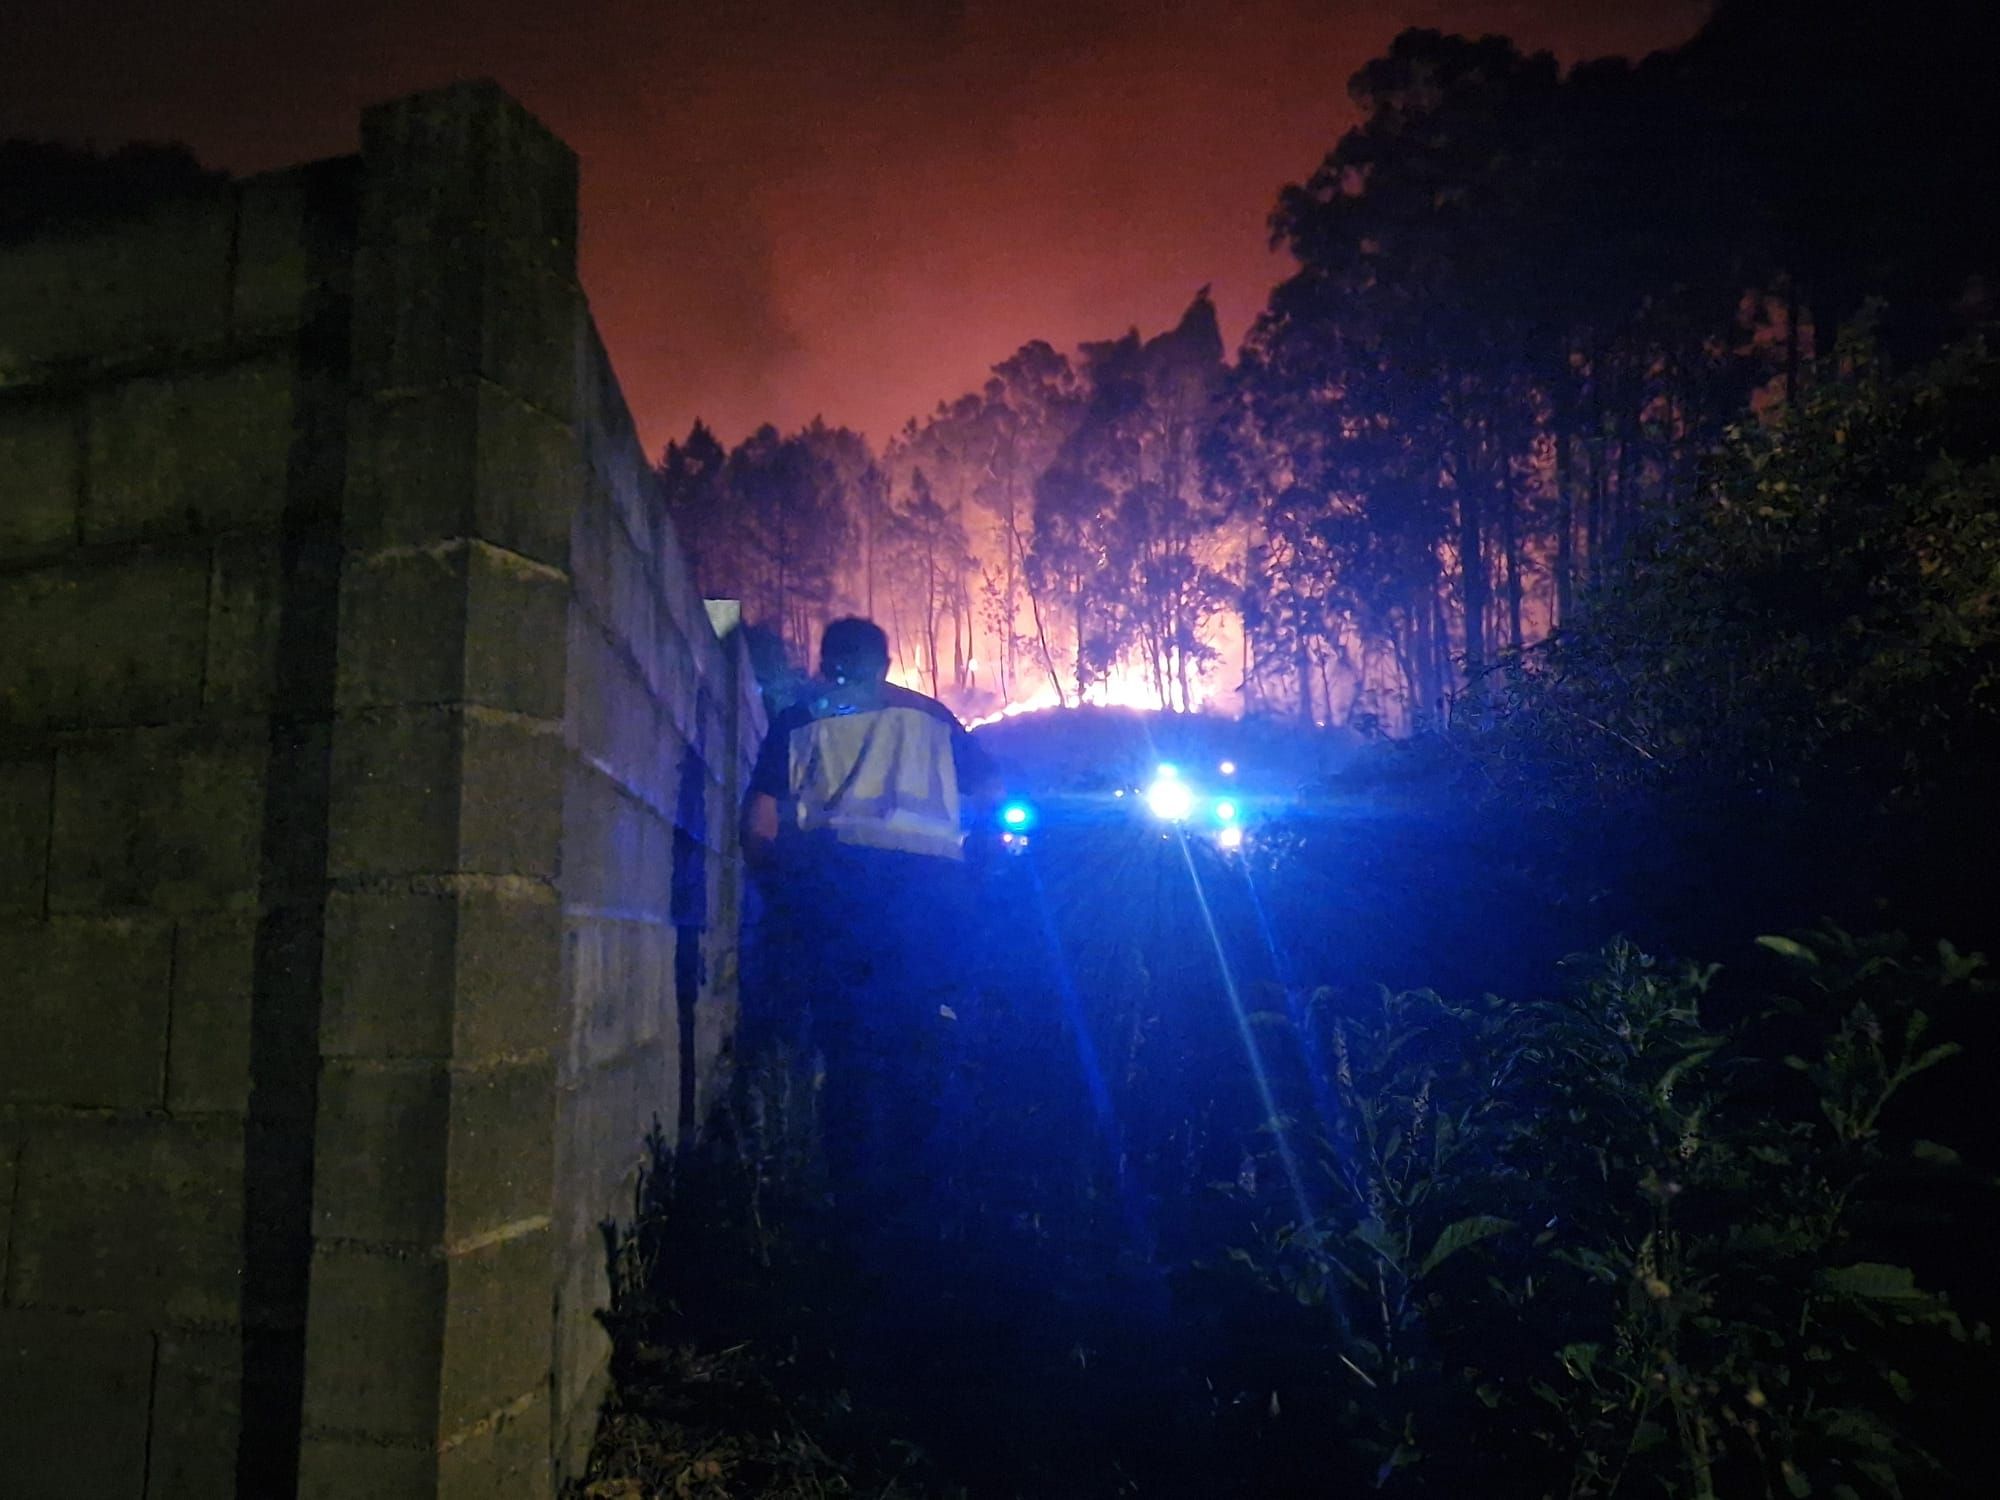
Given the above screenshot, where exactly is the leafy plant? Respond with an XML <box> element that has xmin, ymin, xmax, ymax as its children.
<box><xmin>1196</xmin><ymin>929</ymin><xmax>1989</xmax><ymax>1496</ymax></box>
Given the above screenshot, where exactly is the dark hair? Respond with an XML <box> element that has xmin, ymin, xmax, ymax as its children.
<box><xmin>819</xmin><ymin>616</ymin><xmax>890</xmax><ymax>679</ymax></box>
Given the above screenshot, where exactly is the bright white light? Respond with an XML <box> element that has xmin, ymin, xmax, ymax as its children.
<box><xmin>1219</xmin><ymin>760</ymin><xmax>1237</xmax><ymax>776</ymax></box>
<box><xmin>1146</xmin><ymin>775</ymin><xmax>1196</xmax><ymax>822</ymax></box>
<box><xmin>1217</xmin><ymin>825</ymin><xmax>1244</xmax><ymax>851</ymax></box>
<box><xmin>1214</xmin><ymin>799</ymin><xmax>1238</xmax><ymax>823</ymax></box>
<box><xmin>1002</xmin><ymin>803</ymin><xmax>1030</xmax><ymax>827</ymax></box>
<box><xmin>1155</xmin><ymin>762</ymin><xmax>1179</xmax><ymax>779</ymax></box>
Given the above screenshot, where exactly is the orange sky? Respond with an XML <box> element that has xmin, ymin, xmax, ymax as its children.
<box><xmin>1</xmin><ymin>0</ymin><xmax>1708</xmax><ymax>452</ymax></box>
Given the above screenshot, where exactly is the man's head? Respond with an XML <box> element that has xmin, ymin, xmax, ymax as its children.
<box><xmin>819</xmin><ymin>616</ymin><xmax>891</xmax><ymax>686</ymax></box>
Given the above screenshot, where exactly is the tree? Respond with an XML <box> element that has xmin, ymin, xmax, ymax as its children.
<box><xmin>1474</xmin><ymin>332</ymin><xmax>2000</xmax><ymax>809</ymax></box>
<box><xmin>660</xmin><ymin>420</ymin><xmax>731</xmax><ymax>596</ymax></box>
<box><xmin>979</xmin><ymin>341</ymin><xmax>1084</xmax><ymax>702</ymax></box>
<box><xmin>661</xmin><ymin>422</ymin><xmax>861</xmax><ymax>660</ymax></box>
<box><xmin>1029</xmin><ymin>293</ymin><xmax>1231</xmax><ymax>708</ymax></box>
<box><xmin>0</xmin><ymin>138</ymin><xmax>223</xmax><ymax>244</ymax></box>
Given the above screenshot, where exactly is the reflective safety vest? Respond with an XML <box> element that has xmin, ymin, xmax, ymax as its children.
<box><xmin>773</xmin><ymin>683</ymin><xmax>971</xmax><ymax>861</ymax></box>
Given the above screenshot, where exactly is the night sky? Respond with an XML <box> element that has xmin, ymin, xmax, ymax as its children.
<box><xmin>1</xmin><ymin>0</ymin><xmax>1708</xmax><ymax>452</ymax></box>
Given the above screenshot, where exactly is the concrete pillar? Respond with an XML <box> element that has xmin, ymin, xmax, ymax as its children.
<box><xmin>296</xmin><ymin>81</ymin><xmax>580</xmax><ymax>1500</ymax></box>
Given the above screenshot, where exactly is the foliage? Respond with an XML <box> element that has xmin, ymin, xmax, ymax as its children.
<box><xmin>0</xmin><ymin>137</ymin><xmax>225</xmax><ymax>244</ymax></box>
<box><xmin>662</xmin><ymin>420</ymin><xmax>866</xmax><ymax>661</ymax></box>
<box><xmin>1462</xmin><ymin>333</ymin><xmax>2000</xmax><ymax>810</ymax></box>
<box><xmin>578</xmin><ymin>1048</ymin><xmax>954</xmax><ymax>1500</ymax></box>
<box><xmin>583</xmin><ymin>906</ymin><xmax>1992</xmax><ymax>1498</ymax></box>
<box><xmin>1197</xmin><ymin>928</ymin><xmax>1989</xmax><ymax>1496</ymax></box>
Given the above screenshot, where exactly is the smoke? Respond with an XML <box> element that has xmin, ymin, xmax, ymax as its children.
<box><xmin>0</xmin><ymin>0</ymin><xmax>1710</xmax><ymax>451</ymax></box>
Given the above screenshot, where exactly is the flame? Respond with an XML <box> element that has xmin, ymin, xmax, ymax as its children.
<box><xmin>966</xmin><ymin>660</ymin><xmax>1215</xmax><ymax>729</ymax></box>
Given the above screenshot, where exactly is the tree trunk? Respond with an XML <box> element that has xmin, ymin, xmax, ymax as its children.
<box><xmin>1585</xmin><ymin>420</ymin><xmax>1605</xmax><ymax>592</ymax></box>
<box><xmin>1000</xmin><ymin>474</ymin><xmax>1019</xmax><ymax>701</ymax></box>
<box><xmin>1025</xmin><ymin>565</ymin><xmax>1063</xmax><ymax>706</ymax></box>
<box><xmin>1501</xmin><ymin>443</ymin><xmax>1524</xmax><ymax>651</ymax></box>
<box><xmin>1554</xmin><ymin>416</ymin><xmax>1574</xmax><ymax>628</ymax></box>
<box><xmin>1785</xmin><ymin>276</ymin><xmax>1803</xmax><ymax>409</ymax></box>
<box><xmin>1074</xmin><ymin>590</ymin><xmax>1086</xmax><ymax>705</ymax></box>
<box><xmin>1455</xmin><ymin>475</ymin><xmax>1487</xmax><ymax>684</ymax></box>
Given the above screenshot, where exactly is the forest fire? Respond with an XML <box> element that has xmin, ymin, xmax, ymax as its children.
<box><xmin>961</xmin><ymin>665</ymin><xmax>1216</xmax><ymax>729</ymax></box>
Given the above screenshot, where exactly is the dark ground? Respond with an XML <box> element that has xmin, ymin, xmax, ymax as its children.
<box><xmin>578</xmin><ymin>708</ymin><xmax>1998</xmax><ymax>1499</ymax></box>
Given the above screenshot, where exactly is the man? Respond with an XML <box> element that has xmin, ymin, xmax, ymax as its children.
<box><xmin>742</xmin><ymin>617</ymin><xmax>996</xmax><ymax>1221</ymax></box>
<box><xmin>743</xmin><ymin>616</ymin><xmax>994</xmax><ymax>864</ymax></box>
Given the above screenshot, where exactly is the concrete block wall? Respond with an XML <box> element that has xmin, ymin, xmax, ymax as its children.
<box><xmin>0</xmin><ymin>81</ymin><xmax>760</xmax><ymax>1498</ymax></box>
<box><xmin>548</xmin><ymin>319</ymin><xmax>757</xmax><ymax>1475</ymax></box>
<box><xmin>0</xmin><ymin>148</ymin><xmax>351</xmax><ymax>1498</ymax></box>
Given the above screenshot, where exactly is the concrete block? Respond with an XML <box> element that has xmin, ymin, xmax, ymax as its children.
<box><xmin>337</xmin><ymin>540</ymin><xmax>566</xmax><ymax>720</ymax></box>
<box><xmin>48</xmin><ymin>725</ymin><xmax>266</xmax><ymax>912</ymax></box>
<box><xmin>0</xmin><ymin>914</ymin><xmax>171</xmax><ymax>1108</ymax></box>
<box><xmin>0</xmin><ymin>1136</ymin><xmax>17</xmax><ymax>1287</ymax></box>
<box><xmin>83</xmin><ymin>355</ymin><xmax>297</xmax><ymax>543</ymax></box>
<box><xmin>322</xmin><ymin>888</ymin><xmax>458</xmax><ymax>1057</ymax></box>
<box><xmin>231</xmin><ymin>161</ymin><xmax>359</xmax><ymax>335</ymax></box>
<box><xmin>359</xmin><ymin>80</ymin><xmax>579</xmax><ymax>276</ymax></box>
<box><xmin>149</xmin><ymin>1329</ymin><xmax>242</xmax><ymax>1500</ymax></box>
<box><xmin>167</xmin><ymin>911</ymin><xmax>256</xmax><ymax>1114</ymax></box>
<box><xmin>460</xmin><ymin>712</ymin><xmax>562</xmax><ymax>879</ymax></box>
<box><xmin>325</xmin><ymin>880</ymin><xmax>560</xmax><ymax>1061</ymax></box>
<box><xmin>0</xmin><ymin>1309</ymin><xmax>153</xmax><ymax>1499</ymax></box>
<box><xmin>0</xmin><ymin>755</ymin><xmax>52</xmax><ymax>915</ymax></box>
<box><xmin>344</xmin><ymin>382</ymin><xmax>577</xmax><ymax>569</ymax></box>
<box><xmin>455</xmin><ymin>884</ymin><xmax>562</xmax><ymax>1062</ymax></box>
<box><xmin>203</xmin><ymin>536</ymin><xmax>284</xmax><ymax>715</ymax></box>
<box><xmin>313</xmin><ymin>1059</ymin><xmax>449</xmax><ymax>1244</ymax></box>
<box><xmin>562</xmin><ymin>611</ymin><xmax>610</xmax><ymax>762</ymax></box>
<box><xmin>5</xmin><ymin>1118</ymin><xmax>244</xmax><ymax>1324</ymax></box>
<box><xmin>438</xmin><ymin>1389</ymin><xmax>550</xmax><ymax>1500</ymax></box>
<box><xmin>298</xmin><ymin>1438</ymin><xmax>435</xmax><ymax>1500</ymax></box>
<box><xmin>0</xmin><ymin>396</ymin><xmax>79</xmax><ymax>560</ymax></box>
<box><xmin>467</xmin><ymin>541</ymin><xmax>568</xmax><ymax>720</ymax></box>
<box><xmin>438</xmin><ymin>1223</ymin><xmax>552</xmax><ymax>1434</ymax></box>
<box><xmin>594</xmin><ymin>441</ymin><xmax>655</xmax><ymax>579</ymax></box>
<box><xmin>476</xmin><ymin>384</ymin><xmax>578</xmax><ymax>568</ymax></box>
<box><xmin>607</xmin><ymin>525</ymin><xmax>657</xmax><ymax>677</ymax></box>
<box><xmin>565</xmin><ymin>1047</ymin><xmax>670</xmax><ymax>1211</ymax></box>
<box><xmin>552</xmin><ymin>1244</ymin><xmax>610</xmax><ymax>1480</ymax></box>
<box><xmin>350</xmin><ymin>237</ymin><xmax>579</xmax><ymax>422</ymax></box>
<box><xmin>300</xmin><ymin>1243</ymin><xmax>446</xmax><ymax>1442</ymax></box>
<box><xmin>327</xmin><ymin>705</ymin><xmax>461</xmax><ymax>879</ymax></box>
<box><xmin>563</xmin><ymin>917</ymin><xmax>673</xmax><ymax>1076</ymax></box>
<box><xmin>336</xmin><ymin>543</ymin><xmax>471</xmax><ymax>708</ymax></box>
<box><xmin>445</xmin><ymin>1058</ymin><xmax>554</xmax><ymax>1246</ymax></box>
<box><xmin>0</xmin><ymin>551</ymin><xmax>208</xmax><ymax>730</ymax></box>
<box><xmin>560</xmin><ymin>762</ymin><xmax>672</xmax><ymax>918</ymax></box>
<box><xmin>0</xmin><ymin>190</ymin><xmax>233</xmax><ymax>376</ymax></box>
<box><xmin>567</xmin><ymin>480</ymin><xmax>612</xmax><ymax>639</ymax></box>
<box><xmin>0</xmin><ymin>238</ymin><xmax>79</xmax><ymax>376</ymax></box>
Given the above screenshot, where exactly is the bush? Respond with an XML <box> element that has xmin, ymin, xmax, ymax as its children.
<box><xmin>1196</xmin><ymin>927</ymin><xmax>1991</xmax><ymax>1496</ymax></box>
<box><xmin>1465</xmin><ymin>331</ymin><xmax>2000</xmax><ymax>814</ymax></box>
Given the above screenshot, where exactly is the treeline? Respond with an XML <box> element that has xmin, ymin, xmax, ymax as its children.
<box><xmin>664</xmin><ymin>304</ymin><xmax>1231</xmax><ymax>716</ymax></box>
<box><xmin>662</xmin><ymin>0</ymin><xmax>1998</xmax><ymax>727</ymax></box>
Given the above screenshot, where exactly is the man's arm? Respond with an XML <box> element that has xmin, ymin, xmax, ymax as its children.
<box><xmin>742</xmin><ymin>713</ymin><xmax>793</xmax><ymax>867</ymax></box>
<box><xmin>952</xmin><ymin>721</ymin><xmax>1001</xmax><ymax>818</ymax></box>
<box><xmin>742</xmin><ymin>791</ymin><xmax>780</xmax><ymax>866</ymax></box>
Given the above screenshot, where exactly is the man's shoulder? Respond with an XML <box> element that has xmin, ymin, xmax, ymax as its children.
<box><xmin>880</xmin><ymin>682</ymin><xmax>966</xmax><ymax>730</ymax></box>
<box><xmin>767</xmin><ymin>700</ymin><xmax>817</xmax><ymax>737</ymax></box>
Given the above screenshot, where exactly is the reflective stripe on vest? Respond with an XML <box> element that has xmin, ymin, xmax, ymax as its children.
<box><xmin>788</xmin><ymin>705</ymin><xmax>964</xmax><ymax>860</ymax></box>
